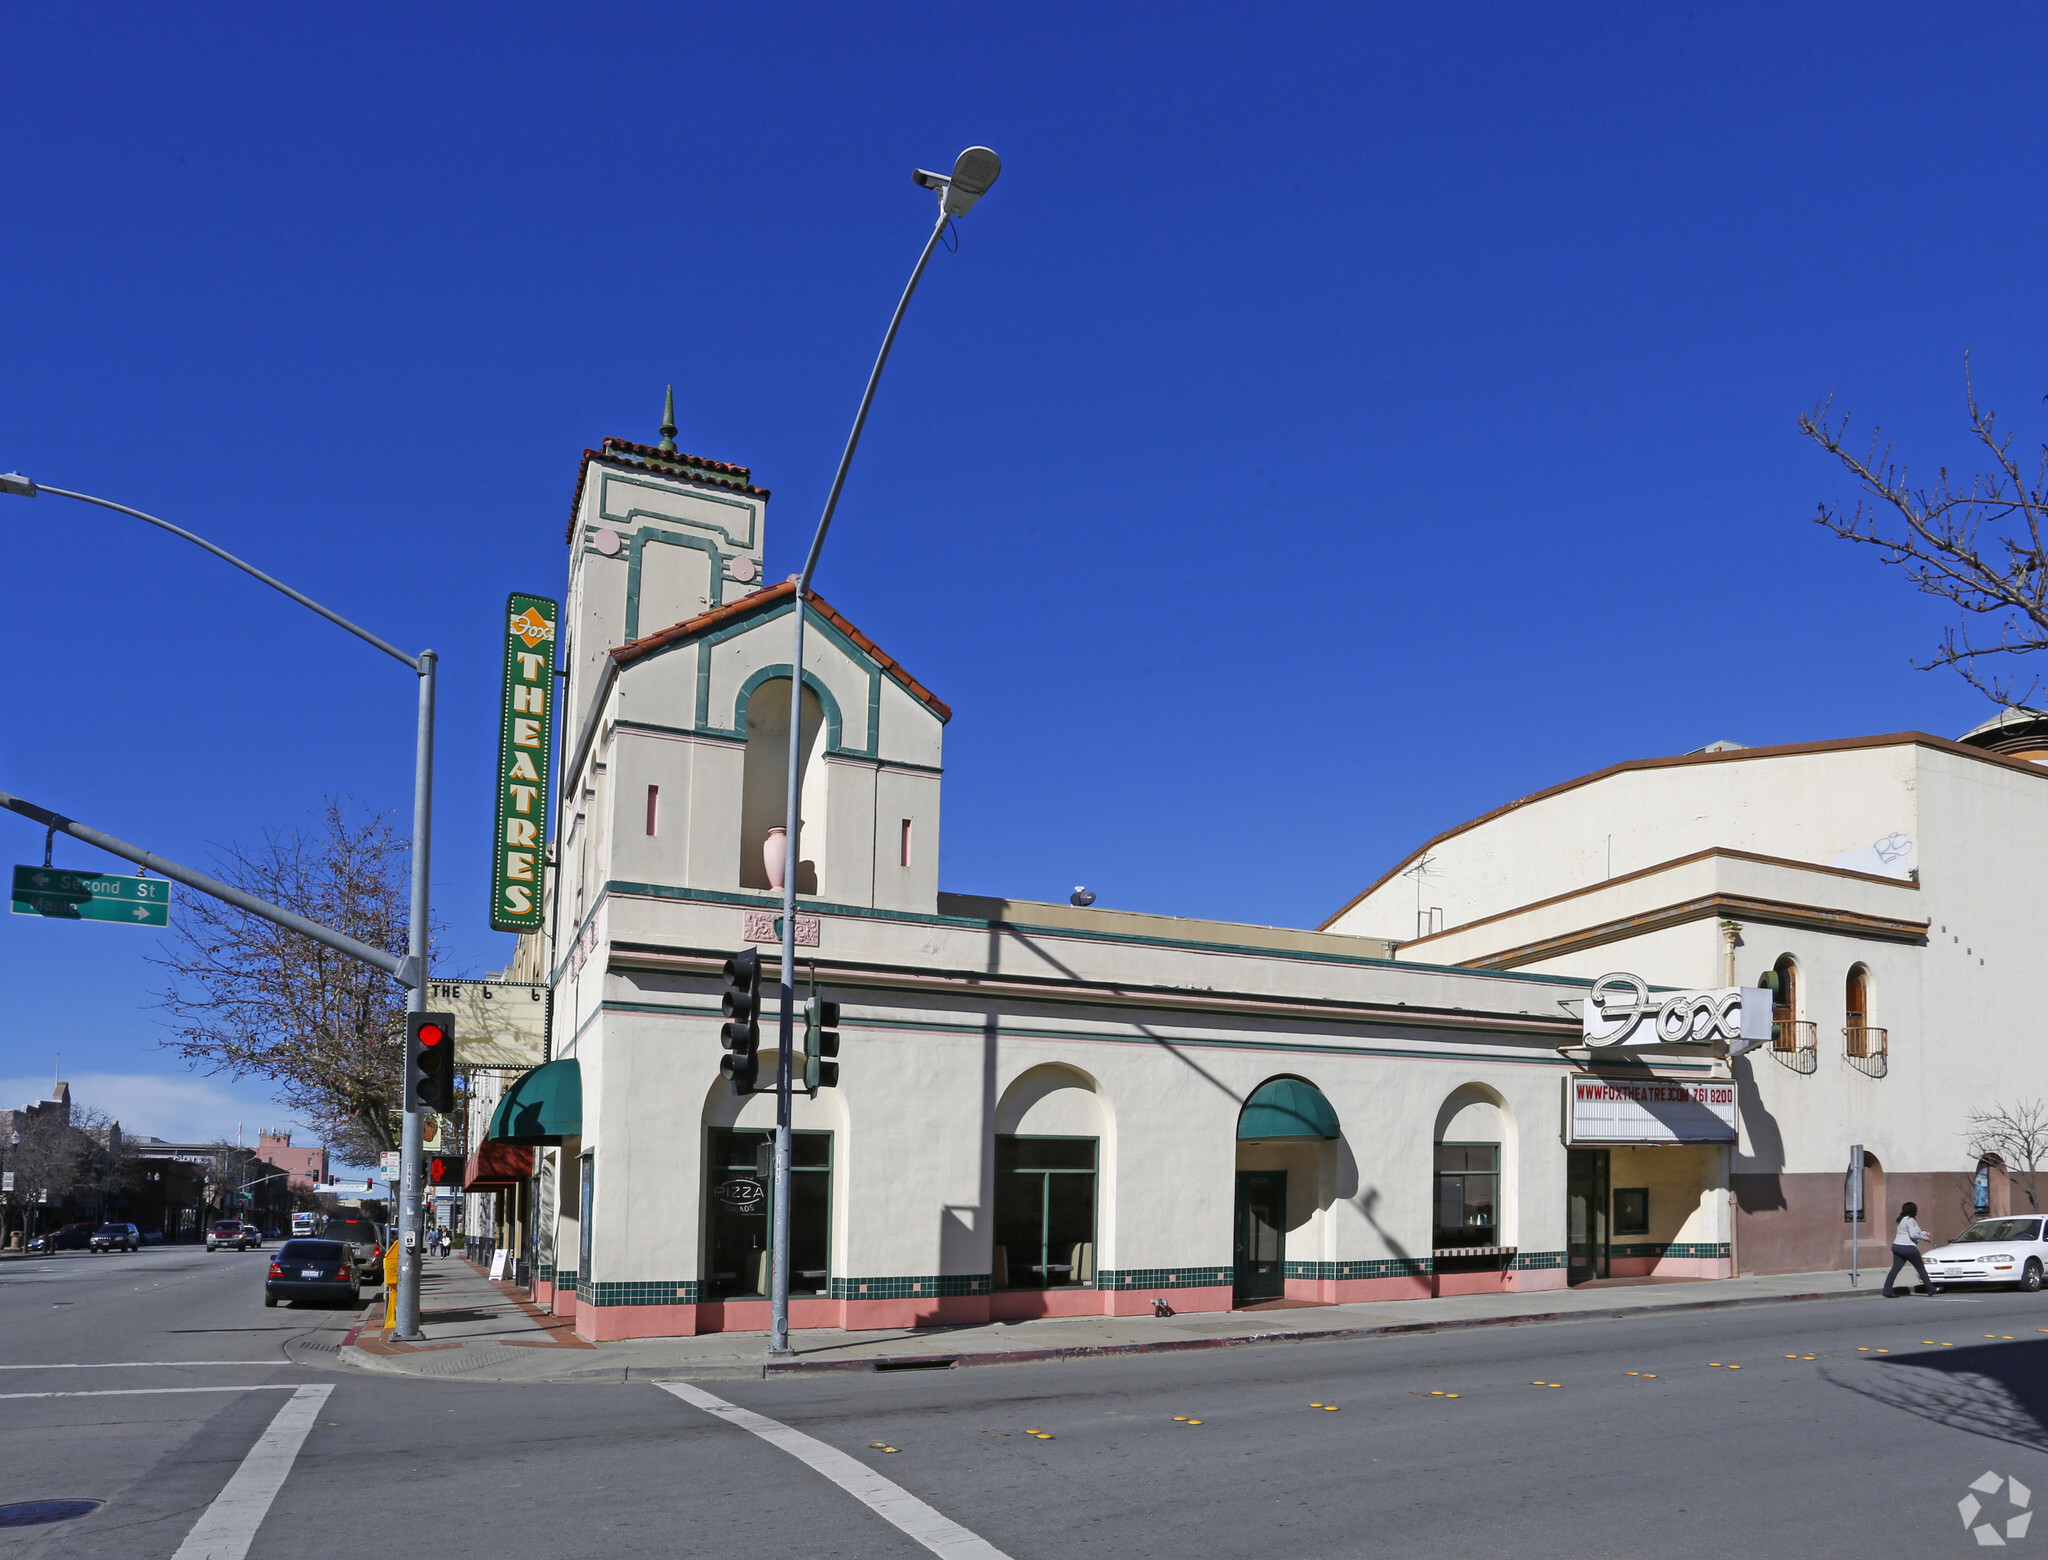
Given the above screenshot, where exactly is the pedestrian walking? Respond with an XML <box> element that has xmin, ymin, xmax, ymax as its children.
<box><xmin>1883</xmin><ymin>1201</ymin><xmax>1938</xmax><ymax>1296</ymax></box>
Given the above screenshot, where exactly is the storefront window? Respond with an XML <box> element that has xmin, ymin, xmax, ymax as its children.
<box><xmin>1612</xmin><ymin>1186</ymin><xmax>1649</xmax><ymax>1235</ymax></box>
<box><xmin>703</xmin><ymin>1129</ymin><xmax>831</xmax><ymax>1300</ymax></box>
<box><xmin>994</xmin><ymin>1136</ymin><xmax>1096</xmax><ymax>1289</ymax></box>
<box><xmin>1433</xmin><ymin>1143</ymin><xmax>1499</xmax><ymax>1248</ymax></box>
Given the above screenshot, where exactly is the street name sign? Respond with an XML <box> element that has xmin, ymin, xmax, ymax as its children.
<box><xmin>11</xmin><ymin>865</ymin><xmax>171</xmax><ymax>927</ymax></box>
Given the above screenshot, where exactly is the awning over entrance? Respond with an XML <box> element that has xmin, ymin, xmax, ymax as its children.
<box><xmin>463</xmin><ymin>1139</ymin><xmax>534</xmax><ymax>1190</ymax></box>
<box><xmin>1237</xmin><ymin>1077</ymin><xmax>1340</xmax><ymax>1140</ymax></box>
<box><xmin>485</xmin><ymin>1057</ymin><xmax>582</xmax><ymax>1146</ymax></box>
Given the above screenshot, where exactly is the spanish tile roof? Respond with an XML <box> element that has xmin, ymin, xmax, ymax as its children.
<box><xmin>565</xmin><ymin>438</ymin><xmax>771</xmax><ymax>543</ymax></box>
<box><xmin>609</xmin><ymin>580</ymin><xmax>953</xmax><ymax>723</ymax></box>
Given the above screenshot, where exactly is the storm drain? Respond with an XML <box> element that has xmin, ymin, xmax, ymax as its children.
<box><xmin>0</xmin><ymin>1500</ymin><xmax>103</xmax><ymax>1528</ymax></box>
<box><xmin>872</xmin><ymin>1356</ymin><xmax>959</xmax><ymax>1372</ymax></box>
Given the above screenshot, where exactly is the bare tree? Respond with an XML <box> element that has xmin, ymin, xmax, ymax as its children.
<box><xmin>152</xmin><ymin>801</ymin><xmax>424</xmax><ymax>1166</ymax></box>
<box><xmin>1800</xmin><ymin>358</ymin><xmax>2048</xmax><ymax>709</ymax></box>
<box><xmin>1965</xmin><ymin>1100</ymin><xmax>2048</xmax><ymax>1214</ymax></box>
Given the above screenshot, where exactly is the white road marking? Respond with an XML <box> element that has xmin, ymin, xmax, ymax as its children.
<box><xmin>0</xmin><ymin>1385</ymin><xmax>302</xmax><ymax>1400</ymax></box>
<box><xmin>0</xmin><ymin>1361</ymin><xmax>290</xmax><ymax>1370</ymax></box>
<box><xmin>656</xmin><ymin>1381</ymin><xmax>1013</xmax><ymax>1560</ymax></box>
<box><xmin>171</xmin><ymin>1383</ymin><xmax>332</xmax><ymax>1560</ymax></box>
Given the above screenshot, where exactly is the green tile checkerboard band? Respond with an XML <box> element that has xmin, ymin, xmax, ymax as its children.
<box><xmin>1609</xmin><ymin>1242</ymin><xmax>1730</xmax><ymax>1260</ymax></box>
<box><xmin>582</xmin><ymin>1280</ymin><xmax>700</xmax><ymax>1307</ymax></box>
<box><xmin>1510</xmin><ymin>1250</ymin><xmax>1569</xmax><ymax>1270</ymax></box>
<box><xmin>1097</xmin><ymin>1267</ymin><xmax>1233</xmax><ymax>1291</ymax></box>
<box><xmin>829</xmin><ymin>1275</ymin><xmax>990</xmax><ymax>1300</ymax></box>
<box><xmin>1284</xmin><ymin>1259</ymin><xmax>1433</xmax><ymax>1280</ymax></box>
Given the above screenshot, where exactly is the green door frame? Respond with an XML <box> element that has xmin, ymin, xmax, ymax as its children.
<box><xmin>1233</xmin><ymin>1170</ymin><xmax>1287</xmax><ymax>1303</ymax></box>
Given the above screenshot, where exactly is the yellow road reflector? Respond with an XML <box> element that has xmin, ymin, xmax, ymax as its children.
<box><xmin>1727</xmin><ymin>1365</ymin><xmax>1740</xmax><ymax>1369</ymax></box>
<box><xmin>1857</xmin><ymin>1347</ymin><xmax>1869</xmax><ymax>1351</ymax></box>
<box><xmin>1531</xmin><ymin>1380</ymin><xmax>1545</xmax><ymax>1386</ymax></box>
<box><xmin>1785</xmin><ymin>1354</ymin><xmax>1798</xmax><ymax>1358</ymax></box>
<box><xmin>1444</xmin><ymin>1393</ymin><xmax>1460</xmax><ymax>1399</ymax></box>
<box><xmin>1173</xmin><ymin>1416</ymin><xmax>1187</xmax><ymax>1421</ymax></box>
<box><xmin>1801</xmin><ymin>1355</ymin><xmax>1815</xmax><ymax>1360</ymax></box>
<box><xmin>1941</xmin><ymin>1343</ymin><xmax>1954</xmax><ymax>1347</ymax></box>
<box><xmin>1429</xmin><ymin>1390</ymin><xmax>1444</xmax><ymax>1396</ymax></box>
<box><xmin>1034</xmin><ymin>1434</ymin><xmax>1052</xmax><ymax>1440</ymax></box>
<box><xmin>1922</xmin><ymin>1341</ymin><xmax>1936</xmax><ymax>1345</ymax></box>
<box><xmin>1186</xmin><ymin>1419</ymin><xmax>1203</xmax><ymax>1425</ymax></box>
<box><xmin>1643</xmin><ymin>1374</ymin><xmax>1657</xmax><ymax>1378</ymax></box>
<box><xmin>2005</xmin><ymin>1336</ymin><xmax>2016</xmax><ymax>1340</ymax></box>
<box><xmin>1322</xmin><ymin>1405</ymin><xmax>1339</xmax><ymax>1411</ymax></box>
<box><xmin>1548</xmin><ymin>1383</ymin><xmax>1562</xmax><ymax>1388</ymax></box>
<box><xmin>1310</xmin><ymin>1402</ymin><xmax>1323</xmax><ymax>1407</ymax></box>
<box><xmin>1876</xmin><ymin>1348</ymin><xmax>1890</xmax><ymax>1353</ymax></box>
<box><xmin>1626</xmin><ymin>1371</ymin><xmax>1640</xmax><ymax>1376</ymax></box>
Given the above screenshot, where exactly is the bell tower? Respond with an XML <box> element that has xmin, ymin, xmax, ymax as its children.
<box><xmin>561</xmin><ymin>388</ymin><xmax>771</xmax><ymax>742</ymax></box>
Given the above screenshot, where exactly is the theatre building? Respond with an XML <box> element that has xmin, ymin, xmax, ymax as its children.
<box><xmin>464</xmin><ymin>427</ymin><xmax>1859</xmax><ymax>1341</ymax></box>
<box><xmin>1324</xmin><ymin>715</ymin><xmax>2048</xmax><ymax>1279</ymax></box>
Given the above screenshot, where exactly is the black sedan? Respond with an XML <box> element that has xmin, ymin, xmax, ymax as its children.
<box><xmin>264</xmin><ymin>1239</ymin><xmax>361</xmax><ymax>1307</ymax></box>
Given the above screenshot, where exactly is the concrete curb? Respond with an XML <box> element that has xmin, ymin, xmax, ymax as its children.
<box><xmin>332</xmin><ymin>1280</ymin><xmax>1882</xmax><ymax>1384</ymax></box>
<box><xmin>754</xmin><ymin>1283</ymin><xmax>1878</xmax><ymax>1376</ymax></box>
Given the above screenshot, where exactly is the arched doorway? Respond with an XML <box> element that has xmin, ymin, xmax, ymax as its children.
<box><xmin>1234</xmin><ymin>1078</ymin><xmax>1340</xmax><ymax>1306</ymax></box>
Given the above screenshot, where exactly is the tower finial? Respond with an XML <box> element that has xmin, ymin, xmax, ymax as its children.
<box><xmin>657</xmin><ymin>385</ymin><xmax>678</xmax><ymax>454</ymax></box>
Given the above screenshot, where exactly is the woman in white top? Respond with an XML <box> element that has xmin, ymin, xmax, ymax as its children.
<box><xmin>1883</xmin><ymin>1201</ymin><xmax>1938</xmax><ymax>1297</ymax></box>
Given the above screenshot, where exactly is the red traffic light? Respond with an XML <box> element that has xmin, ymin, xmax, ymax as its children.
<box><xmin>418</xmin><ymin>1023</ymin><xmax>446</xmax><ymax>1047</ymax></box>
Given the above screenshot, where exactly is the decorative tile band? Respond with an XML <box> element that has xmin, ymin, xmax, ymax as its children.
<box><xmin>830</xmin><ymin>1274</ymin><xmax>990</xmax><ymax>1300</ymax></box>
<box><xmin>1284</xmin><ymin>1258</ymin><xmax>1434</xmax><ymax>1280</ymax></box>
<box><xmin>1510</xmin><ymin>1249</ymin><xmax>1569</xmax><ymax>1270</ymax></box>
<box><xmin>534</xmin><ymin>1264</ymin><xmax>555</xmax><ymax>1283</ymax></box>
<box><xmin>1610</xmin><ymin>1241</ymin><xmax>1730</xmax><ymax>1260</ymax></box>
<box><xmin>582</xmin><ymin>1279</ymin><xmax>699</xmax><ymax>1307</ymax></box>
<box><xmin>1098</xmin><ymin>1267</ymin><xmax>1234</xmax><ymax>1291</ymax></box>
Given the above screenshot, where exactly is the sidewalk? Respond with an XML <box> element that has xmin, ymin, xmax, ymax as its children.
<box><xmin>334</xmin><ymin>1260</ymin><xmax>1887</xmax><ymax>1384</ymax></box>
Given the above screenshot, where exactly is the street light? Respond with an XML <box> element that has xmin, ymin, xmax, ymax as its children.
<box><xmin>764</xmin><ymin>146</ymin><xmax>1002</xmax><ymax>1357</ymax></box>
<box><xmin>0</xmin><ymin>474</ymin><xmax>437</xmax><ymax>1340</ymax></box>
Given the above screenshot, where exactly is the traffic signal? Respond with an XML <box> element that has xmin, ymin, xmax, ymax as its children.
<box><xmin>425</xmin><ymin>1154</ymin><xmax>466</xmax><ymax>1188</ymax></box>
<box><xmin>720</xmin><ymin>950</ymin><xmax>762</xmax><ymax>1094</ymax></box>
<box><xmin>803</xmin><ymin>994</ymin><xmax>841</xmax><ymax>1092</ymax></box>
<box><xmin>406</xmin><ymin>1011</ymin><xmax>457</xmax><ymax>1113</ymax></box>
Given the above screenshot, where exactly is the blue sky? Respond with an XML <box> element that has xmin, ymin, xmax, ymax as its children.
<box><xmin>4</xmin><ymin>4</ymin><xmax>2043</xmax><ymax>1155</ymax></box>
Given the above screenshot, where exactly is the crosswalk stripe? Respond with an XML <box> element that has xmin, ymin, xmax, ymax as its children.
<box><xmin>172</xmin><ymin>1383</ymin><xmax>333</xmax><ymax>1560</ymax></box>
<box><xmin>656</xmin><ymin>1380</ymin><xmax>1012</xmax><ymax>1560</ymax></box>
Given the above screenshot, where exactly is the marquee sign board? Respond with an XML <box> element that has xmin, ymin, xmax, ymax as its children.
<box><xmin>1581</xmin><ymin>972</ymin><xmax>1772</xmax><ymax>1053</ymax></box>
<box><xmin>1565</xmin><ymin>1076</ymin><xmax>1738</xmax><ymax>1145</ymax></box>
<box><xmin>422</xmin><ymin>979</ymin><xmax>549</xmax><ymax>1071</ymax></box>
<box><xmin>491</xmin><ymin>594</ymin><xmax>557</xmax><ymax>933</ymax></box>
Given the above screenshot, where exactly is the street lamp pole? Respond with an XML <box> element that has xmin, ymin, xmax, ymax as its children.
<box><xmin>766</xmin><ymin>146</ymin><xmax>1002</xmax><ymax>1356</ymax></box>
<box><xmin>0</xmin><ymin>473</ymin><xmax>437</xmax><ymax>1339</ymax></box>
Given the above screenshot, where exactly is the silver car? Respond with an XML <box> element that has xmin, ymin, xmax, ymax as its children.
<box><xmin>1923</xmin><ymin>1216</ymin><xmax>2048</xmax><ymax>1290</ymax></box>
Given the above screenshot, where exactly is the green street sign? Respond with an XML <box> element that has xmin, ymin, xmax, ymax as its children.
<box><xmin>11</xmin><ymin>865</ymin><xmax>172</xmax><ymax>927</ymax></box>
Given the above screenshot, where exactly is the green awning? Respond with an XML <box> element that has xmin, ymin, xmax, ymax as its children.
<box><xmin>1237</xmin><ymin>1077</ymin><xmax>1340</xmax><ymax>1141</ymax></box>
<box><xmin>486</xmin><ymin>1057</ymin><xmax>582</xmax><ymax>1146</ymax></box>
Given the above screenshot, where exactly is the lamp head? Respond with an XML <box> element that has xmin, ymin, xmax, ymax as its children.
<box><xmin>913</xmin><ymin>147</ymin><xmax>1003</xmax><ymax>218</ymax></box>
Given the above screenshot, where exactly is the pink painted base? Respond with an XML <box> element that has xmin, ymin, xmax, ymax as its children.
<box><xmin>1284</xmin><ymin>1276</ymin><xmax>1434</xmax><ymax>1305</ymax></box>
<box><xmin>1513</xmin><ymin>1268</ymin><xmax>1569</xmax><ymax>1292</ymax></box>
<box><xmin>1607</xmin><ymin>1256</ymin><xmax>1732</xmax><ymax>1280</ymax></box>
<box><xmin>1432</xmin><ymin>1267</ymin><xmax>1514</xmax><ymax>1298</ymax></box>
<box><xmin>531</xmin><ymin>1280</ymin><xmax>554</xmax><ymax>1306</ymax></box>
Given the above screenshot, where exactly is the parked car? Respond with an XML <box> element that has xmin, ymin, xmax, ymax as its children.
<box><xmin>319</xmin><ymin>1214</ymin><xmax>386</xmax><ymax>1283</ymax></box>
<box><xmin>29</xmin><ymin>1223</ymin><xmax>94</xmax><ymax>1252</ymax></box>
<box><xmin>1923</xmin><ymin>1217</ymin><xmax>2048</xmax><ymax>1290</ymax></box>
<box><xmin>207</xmin><ymin>1219</ymin><xmax>260</xmax><ymax>1252</ymax></box>
<box><xmin>264</xmin><ymin>1239</ymin><xmax>361</xmax><ymax>1307</ymax></box>
<box><xmin>89</xmin><ymin>1223</ymin><xmax>140</xmax><ymax>1253</ymax></box>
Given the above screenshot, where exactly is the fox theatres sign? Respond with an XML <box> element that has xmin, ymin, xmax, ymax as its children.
<box><xmin>491</xmin><ymin>595</ymin><xmax>558</xmax><ymax>932</ymax></box>
<box><xmin>1581</xmin><ymin>971</ymin><xmax>1771</xmax><ymax>1052</ymax></box>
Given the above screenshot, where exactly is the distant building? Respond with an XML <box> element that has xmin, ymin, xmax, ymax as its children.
<box><xmin>255</xmin><ymin>1130</ymin><xmax>328</xmax><ymax>1192</ymax></box>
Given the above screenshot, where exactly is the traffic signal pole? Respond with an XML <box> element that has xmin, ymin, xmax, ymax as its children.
<box><xmin>395</xmin><ymin>651</ymin><xmax>437</xmax><ymax>1342</ymax></box>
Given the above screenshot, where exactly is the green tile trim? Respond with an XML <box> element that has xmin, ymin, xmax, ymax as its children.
<box><xmin>1510</xmin><ymin>1249</ymin><xmax>1570</xmax><ymax>1270</ymax></box>
<box><xmin>581</xmin><ymin>1279</ymin><xmax>699</xmax><ymax>1307</ymax></box>
<box><xmin>1284</xmin><ymin>1258</ymin><xmax>1434</xmax><ymax>1280</ymax></box>
<box><xmin>1610</xmin><ymin>1241</ymin><xmax>1730</xmax><ymax>1260</ymax></box>
<box><xmin>534</xmin><ymin>1264</ymin><xmax>554</xmax><ymax>1283</ymax></box>
<box><xmin>1097</xmin><ymin>1267</ymin><xmax>1234</xmax><ymax>1291</ymax></box>
<box><xmin>830</xmin><ymin>1274</ymin><xmax>990</xmax><ymax>1300</ymax></box>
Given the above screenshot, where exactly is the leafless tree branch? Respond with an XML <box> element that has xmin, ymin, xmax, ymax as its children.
<box><xmin>1800</xmin><ymin>353</ymin><xmax>2048</xmax><ymax>709</ymax></box>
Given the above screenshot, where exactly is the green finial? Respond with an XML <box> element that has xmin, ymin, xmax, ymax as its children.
<box><xmin>657</xmin><ymin>385</ymin><xmax>678</xmax><ymax>453</ymax></box>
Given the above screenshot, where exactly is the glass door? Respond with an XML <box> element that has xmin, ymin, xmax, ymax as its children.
<box><xmin>1233</xmin><ymin>1170</ymin><xmax>1287</xmax><ymax>1303</ymax></box>
<box><xmin>1566</xmin><ymin>1149</ymin><xmax>1609</xmax><ymax>1284</ymax></box>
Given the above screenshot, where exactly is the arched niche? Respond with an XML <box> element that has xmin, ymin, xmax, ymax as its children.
<box><xmin>995</xmin><ymin>1063</ymin><xmax>1108</xmax><ymax>1136</ymax></box>
<box><xmin>738</xmin><ymin>677</ymin><xmax>828</xmax><ymax>894</ymax></box>
<box><xmin>697</xmin><ymin>1057</ymin><xmax>850</xmax><ymax>1294</ymax></box>
<box><xmin>991</xmin><ymin>1064</ymin><xmax>1113</xmax><ymax>1290</ymax></box>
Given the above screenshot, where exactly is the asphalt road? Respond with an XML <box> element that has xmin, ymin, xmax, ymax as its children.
<box><xmin>5</xmin><ymin>1248</ymin><xmax>2048</xmax><ymax>1558</ymax></box>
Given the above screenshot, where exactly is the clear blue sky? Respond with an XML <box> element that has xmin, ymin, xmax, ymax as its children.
<box><xmin>4</xmin><ymin>4</ymin><xmax>2042</xmax><ymax>1151</ymax></box>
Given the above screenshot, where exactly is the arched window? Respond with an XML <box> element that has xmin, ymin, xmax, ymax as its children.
<box><xmin>1844</xmin><ymin>965</ymin><xmax>1884</xmax><ymax>1060</ymax></box>
<box><xmin>739</xmin><ymin>677</ymin><xmax>826</xmax><ymax>894</ymax></box>
<box><xmin>1770</xmin><ymin>956</ymin><xmax>1800</xmax><ymax>1052</ymax></box>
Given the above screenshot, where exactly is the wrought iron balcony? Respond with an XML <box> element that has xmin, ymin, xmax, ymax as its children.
<box><xmin>1844</xmin><ymin>1024</ymin><xmax>1889</xmax><ymax>1078</ymax></box>
<box><xmin>1771</xmin><ymin>1014</ymin><xmax>1817</xmax><ymax>1073</ymax></box>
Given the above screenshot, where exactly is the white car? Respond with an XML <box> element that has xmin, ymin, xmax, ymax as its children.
<box><xmin>1923</xmin><ymin>1217</ymin><xmax>2048</xmax><ymax>1290</ymax></box>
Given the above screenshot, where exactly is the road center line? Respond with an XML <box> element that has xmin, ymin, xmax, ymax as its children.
<box><xmin>171</xmin><ymin>1384</ymin><xmax>332</xmax><ymax>1560</ymax></box>
<box><xmin>655</xmin><ymin>1381</ymin><xmax>1013</xmax><ymax>1560</ymax></box>
<box><xmin>0</xmin><ymin>1385</ymin><xmax>302</xmax><ymax>1399</ymax></box>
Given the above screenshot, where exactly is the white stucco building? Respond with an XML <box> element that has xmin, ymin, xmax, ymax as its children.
<box><xmin>463</xmin><ymin>425</ymin><xmax>2039</xmax><ymax>1341</ymax></box>
<box><xmin>1323</xmin><ymin>714</ymin><xmax>2048</xmax><ymax>1277</ymax></box>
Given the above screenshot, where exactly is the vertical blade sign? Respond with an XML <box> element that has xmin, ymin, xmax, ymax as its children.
<box><xmin>492</xmin><ymin>594</ymin><xmax>558</xmax><ymax>932</ymax></box>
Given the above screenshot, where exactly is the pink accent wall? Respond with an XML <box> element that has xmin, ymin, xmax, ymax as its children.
<box><xmin>579</xmin><ymin>1303</ymin><xmax>700</xmax><ymax>1341</ymax></box>
<box><xmin>1608</xmin><ymin>1255</ymin><xmax>1732</xmax><ymax>1280</ymax></box>
<box><xmin>990</xmin><ymin>1288</ymin><xmax>1109</xmax><ymax>1321</ymax></box>
<box><xmin>1513</xmin><ymin>1268</ymin><xmax>1570</xmax><ymax>1292</ymax></box>
<box><xmin>531</xmin><ymin>1279</ymin><xmax>554</xmax><ymax>1306</ymax></box>
<box><xmin>1288</xmin><ymin>1275</ymin><xmax>1434</xmax><ymax>1305</ymax></box>
<box><xmin>1433</xmin><ymin>1268</ymin><xmax>1514</xmax><ymax>1298</ymax></box>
